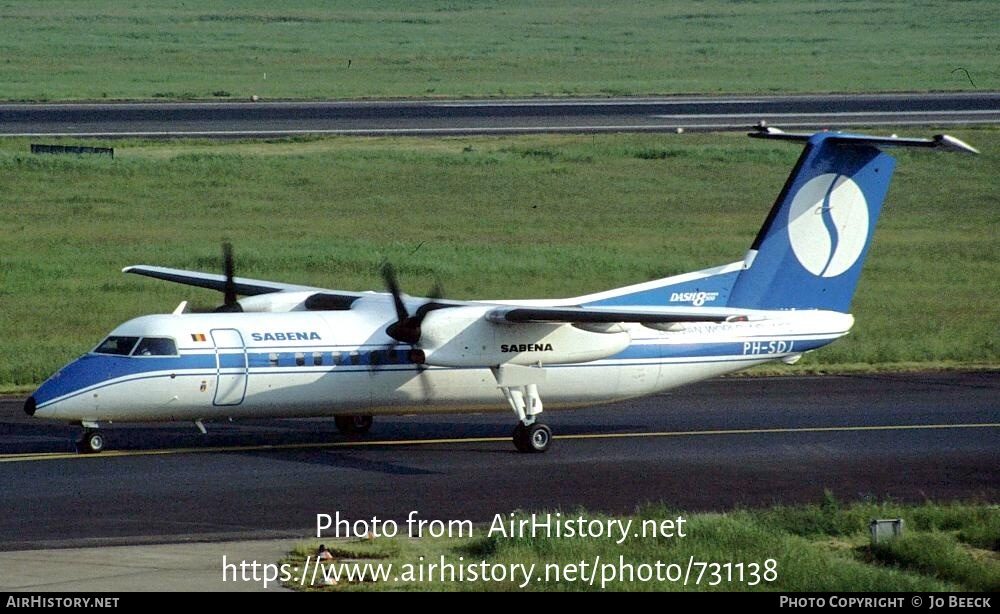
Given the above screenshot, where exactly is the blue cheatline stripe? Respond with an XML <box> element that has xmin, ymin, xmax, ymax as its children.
<box><xmin>218</xmin><ymin>353</ymin><xmax>248</xmax><ymax>369</ymax></box>
<box><xmin>34</xmin><ymin>337</ymin><xmax>838</xmax><ymax>407</ymax></box>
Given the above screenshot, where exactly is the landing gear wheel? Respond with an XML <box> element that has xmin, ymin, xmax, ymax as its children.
<box><xmin>335</xmin><ymin>414</ymin><xmax>373</xmax><ymax>435</ymax></box>
<box><xmin>76</xmin><ymin>430</ymin><xmax>105</xmax><ymax>454</ymax></box>
<box><xmin>512</xmin><ymin>424</ymin><xmax>530</xmax><ymax>452</ymax></box>
<box><xmin>350</xmin><ymin>415</ymin><xmax>373</xmax><ymax>434</ymax></box>
<box><xmin>512</xmin><ymin>423</ymin><xmax>551</xmax><ymax>453</ymax></box>
<box><xmin>527</xmin><ymin>423</ymin><xmax>551</xmax><ymax>453</ymax></box>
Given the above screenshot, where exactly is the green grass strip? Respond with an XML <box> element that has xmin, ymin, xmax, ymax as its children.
<box><xmin>3</xmin><ymin>129</ymin><xmax>997</xmax><ymax>387</ymax></box>
<box><xmin>0</xmin><ymin>1</ymin><xmax>996</xmax><ymax>101</ymax></box>
<box><xmin>281</xmin><ymin>497</ymin><xmax>999</xmax><ymax>591</ymax></box>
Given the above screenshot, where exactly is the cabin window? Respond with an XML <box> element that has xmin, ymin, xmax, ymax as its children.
<box><xmin>385</xmin><ymin>349</ymin><xmax>399</xmax><ymax>364</ymax></box>
<box><xmin>269</xmin><ymin>353</ymin><xmax>279</xmax><ymax>367</ymax></box>
<box><xmin>370</xmin><ymin>351</ymin><xmax>382</xmax><ymax>366</ymax></box>
<box><xmin>313</xmin><ymin>352</ymin><xmax>323</xmax><ymax>366</ymax></box>
<box><xmin>132</xmin><ymin>337</ymin><xmax>177</xmax><ymax>357</ymax></box>
<box><xmin>331</xmin><ymin>351</ymin><xmax>342</xmax><ymax>365</ymax></box>
<box><xmin>349</xmin><ymin>351</ymin><xmax>361</xmax><ymax>365</ymax></box>
<box><xmin>295</xmin><ymin>352</ymin><xmax>305</xmax><ymax>366</ymax></box>
<box><xmin>94</xmin><ymin>336</ymin><xmax>140</xmax><ymax>356</ymax></box>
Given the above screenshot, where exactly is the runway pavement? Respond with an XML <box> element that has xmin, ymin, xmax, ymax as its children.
<box><xmin>2</xmin><ymin>92</ymin><xmax>999</xmax><ymax>137</ymax></box>
<box><xmin>1</xmin><ymin>371</ymin><xmax>997</xmax><ymax>552</ymax></box>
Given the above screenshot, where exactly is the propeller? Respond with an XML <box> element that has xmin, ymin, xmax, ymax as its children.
<box><xmin>380</xmin><ymin>262</ymin><xmax>446</xmax><ymax>345</ymax></box>
<box><xmin>213</xmin><ymin>241</ymin><xmax>243</xmax><ymax>313</ymax></box>
<box><xmin>216</xmin><ymin>241</ymin><xmax>243</xmax><ymax>311</ymax></box>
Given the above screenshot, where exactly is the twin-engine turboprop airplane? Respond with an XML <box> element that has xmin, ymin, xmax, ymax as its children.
<box><xmin>25</xmin><ymin>127</ymin><xmax>977</xmax><ymax>454</ymax></box>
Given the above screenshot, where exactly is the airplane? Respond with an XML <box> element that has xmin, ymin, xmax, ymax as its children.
<box><xmin>24</xmin><ymin>127</ymin><xmax>978</xmax><ymax>454</ymax></box>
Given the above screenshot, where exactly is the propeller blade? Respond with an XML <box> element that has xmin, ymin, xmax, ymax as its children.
<box><xmin>380</xmin><ymin>261</ymin><xmax>409</xmax><ymax>322</ymax></box>
<box><xmin>214</xmin><ymin>241</ymin><xmax>243</xmax><ymax>313</ymax></box>
<box><xmin>222</xmin><ymin>242</ymin><xmax>237</xmax><ymax>306</ymax></box>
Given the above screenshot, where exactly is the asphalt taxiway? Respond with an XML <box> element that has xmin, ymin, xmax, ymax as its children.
<box><xmin>1</xmin><ymin>371</ymin><xmax>997</xmax><ymax>552</ymax></box>
<box><xmin>2</xmin><ymin>92</ymin><xmax>999</xmax><ymax>137</ymax></box>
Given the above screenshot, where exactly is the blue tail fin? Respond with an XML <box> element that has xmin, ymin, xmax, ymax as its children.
<box><xmin>727</xmin><ymin>129</ymin><xmax>976</xmax><ymax>312</ymax></box>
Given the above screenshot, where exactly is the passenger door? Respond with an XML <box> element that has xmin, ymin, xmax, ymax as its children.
<box><xmin>211</xmin><ymin>329</ymin><xmax>248</xmax><ymax>406</ymax></box>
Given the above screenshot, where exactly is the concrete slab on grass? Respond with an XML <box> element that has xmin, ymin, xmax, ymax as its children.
<box><xmin>0</xmin><ymin>539</ymin><xmax>295</xmax><ymax>592</ymax></box>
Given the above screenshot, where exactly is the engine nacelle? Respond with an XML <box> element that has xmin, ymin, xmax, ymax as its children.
<box><xmin>414</xmin><ymin>306</ymin><xmax>631</xmax><ymax>367</ymax></box>
<box><xmin>237</xmin><ymin>291</ymin><xmax>321</xmax><ymax>312</ymax></box>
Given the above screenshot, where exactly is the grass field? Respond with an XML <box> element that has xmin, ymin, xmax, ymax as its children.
<box><xmin>1</xmin><ymin>127</ymin><xmax>997</xmax><ymax>389</ymax></box>
<box><xmin>0</xmin><ymin>1</ymin><xmax>996</xmax><ymax>101</ymax></box>
<box><xmin>280</xmin><ymin>498</ymin><xmax>1000</xmax><ymax>591</ymax></box>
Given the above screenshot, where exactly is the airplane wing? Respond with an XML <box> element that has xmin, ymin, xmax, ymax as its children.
<box><xmin>124</xmin><ymin>265</ymin><xmax>754</xmax><ymax>322</ymax></box>
<box><xmin>485</xmin><ymin>305</ymin><xmax>748</xmax><ymax>324</ymax></box>
<box><xmin>123</xmin><ymin>265</ymin><xmax>364</xmax><ymax>299</ymax></box>
<box><xmin>123</xmin><ymin>264</ymin><xmax>470</xmax><ymax>312</ymax></box>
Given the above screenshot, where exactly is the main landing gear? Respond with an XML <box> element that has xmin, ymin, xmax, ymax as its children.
<box><xmin>76</xmin><ymin>423</ymin><xmax>105</xmax><ymax>454</ymax></box>
<box><xmin>500</xmin><ymin>380</ymin><xmax>552</xmax><ymax>454</ymax></box>
<box><xmin>335</xmin><ymin>414</ymin><xmax>373</xmax><ymax>435</ymax></box>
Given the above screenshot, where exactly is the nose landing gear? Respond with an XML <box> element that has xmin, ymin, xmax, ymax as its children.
<box><xmin>76</xmin><ymin>426</ymin><xmax>105</xmax><ymax>454</ymax></box>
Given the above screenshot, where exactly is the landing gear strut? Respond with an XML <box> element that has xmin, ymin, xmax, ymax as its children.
<box><xmin>335</xmin><ymin>414</ymin><xmax>373</xmax><ymax>435</ymax></box>
<box><xmin>76</xmin><ymin>428</ymin><xmax>105</xmax><ymax>454</ymax></box>
<box><xmin>499</xmin><ymin>379</ymin><xmax>551</xmax><ymax>453</ymax></box>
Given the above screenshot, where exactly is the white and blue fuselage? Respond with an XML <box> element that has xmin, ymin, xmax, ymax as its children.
<box><xmin>28</xmin><ymin>305</ymin><xmax>852</xmax><ymax>423</ymax></box>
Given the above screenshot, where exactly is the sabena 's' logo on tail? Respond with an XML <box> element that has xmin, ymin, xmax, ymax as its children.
<box><xmin>787</xmin><ymin>173</ymin><xmax>869</xmax><ymax>278</ymax></box>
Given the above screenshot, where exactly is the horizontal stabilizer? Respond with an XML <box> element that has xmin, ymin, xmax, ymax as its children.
<box><xmin>749</xmin><ymin>126</ymin><xmax>979</xmax><ymax>154</ymax></box>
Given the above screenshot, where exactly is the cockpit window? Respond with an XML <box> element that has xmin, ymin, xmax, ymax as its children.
<box><xmin>93</xmin><ymin>336</ymin><xmax>140</xmax><ymax>356</ymax></box>
<box><xmin>133</xmin><ymin>337</ymin><xmax>177</xmax><ymax>357</ymax></box>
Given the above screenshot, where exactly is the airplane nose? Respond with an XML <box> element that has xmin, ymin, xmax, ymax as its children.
<box><xmin>24</xmin><ymin>396</ymin><xmax>36</xmax><ymax>416</ymax></box>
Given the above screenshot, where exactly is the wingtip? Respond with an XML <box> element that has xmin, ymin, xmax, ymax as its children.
<box><xmin>935</xmin><ymin>134</ymin><xmax>980</xmax><ymax>155</ymax></box>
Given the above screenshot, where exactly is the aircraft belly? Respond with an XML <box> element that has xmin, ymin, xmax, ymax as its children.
<box><xmin>657</xmin><ymin>358</ymin><xmax>773</xmax><ymax>390</ymax></box>
<box><xmin>374</xmin><ymin>367</ymin><xmax>499</xmax><ymax>410</ymax></box>
<box><xmin>238</xmin><ymin>369</ymin><xmax>373</xmax><ymax>417</ymax></box>
<box><xmin>371</xmin><ymin>362</ymin><xmax>647</xmax><ymax>414</ymax></box>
